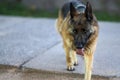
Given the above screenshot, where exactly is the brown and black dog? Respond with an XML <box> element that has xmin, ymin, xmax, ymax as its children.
<box><xmin>56</xmin><ymin>0</ymin><xmax>99</xmax><ymax>80</ymax></box>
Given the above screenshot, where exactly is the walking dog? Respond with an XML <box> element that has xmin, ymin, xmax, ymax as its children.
<box><xmin>56</xmin><ymin>0</ymin><xmax>99</xmax><ymax>80</ymax></box>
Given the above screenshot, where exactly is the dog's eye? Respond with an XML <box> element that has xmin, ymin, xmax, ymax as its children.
<box><xmin>73</xmin><ymin>29</ymin><xmax>78</xmax><ymax>34</ymax></box>
<box><xmin>70</xmin><ymin>19</ymin><xmax>75</xmax><ymax>25</ymax></box>
<box><xmin>81</xmin><ymin>28</ymin><xmax>87</xmax><ymax>33</ymax></box>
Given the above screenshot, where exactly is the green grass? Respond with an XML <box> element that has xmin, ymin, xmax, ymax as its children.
<box><xmin>0</xmin><ymin>2</ymin><xmax>120</xmax><ymax>22</ymax></box>
<box><xmin>94</xmin><ymin>11</ymin><xmax>120</xmax><ymax>22</ymax></box>
<box><xmin>0</xmin><ymin>2</ymin><xmax>58</xmax><ymax>18</ymax></box>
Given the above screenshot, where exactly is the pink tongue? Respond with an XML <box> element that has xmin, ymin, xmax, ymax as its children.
<box><xmin>76</xmin><ymin>48</ymin><xmax>84</xmax><ymax>56</ymax></box>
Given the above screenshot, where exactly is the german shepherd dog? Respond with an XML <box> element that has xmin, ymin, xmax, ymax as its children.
<box><xmin>56</xmin><ymin>0</ymin><xmax>99</xmax><ymax>80</ymax></box>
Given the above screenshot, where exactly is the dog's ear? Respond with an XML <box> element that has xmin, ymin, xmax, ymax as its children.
<box><xmin>85</xmin><ymin>2</ymin><xmax>93</xmax><ymax>21</ymax></box>
<box><xmin>70</xmin><ymin>3</ymin><xmax>78</xmax><ymax>19</ymax></box>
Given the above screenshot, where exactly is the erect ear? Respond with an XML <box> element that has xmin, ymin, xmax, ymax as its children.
<box><xmin>70</xmin><ymin>3</ymin><xmax>78</xmax><ymax>19</ymax></box>
<box><xmin>85</xmin><ymin>2</ymin><xmax>93</xmax><ymax>21</ymax></box>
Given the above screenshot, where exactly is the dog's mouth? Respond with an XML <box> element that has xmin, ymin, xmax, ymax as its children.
<box><xmin>76</xmin><ymin>48</ymin><xmax>84</xmax><ymax>56</ymax></box>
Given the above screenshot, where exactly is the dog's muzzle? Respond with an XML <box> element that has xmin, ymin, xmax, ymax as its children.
<box><xmin>76</xmin><ymin>43</ymin><xmax>83</xmax><ymax>49</ymax></box>
<box><xmin>74</xmin><ymin>42</ymin><xmax>85</xmax><ymax>56</ymax></box>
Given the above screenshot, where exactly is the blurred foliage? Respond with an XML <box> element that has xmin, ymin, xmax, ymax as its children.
<box><xmin>0</xmin><ymin>2</ymin><xmax>120</xmax><ymax>22</ymax></box>
<box><xmin>0</xmin><ymin>2</ymin><xmax>58</xmax><ymax>18</ymax></box>
<box><xmin>94</xmin><ymin>11</ymin><xmax>120</xmax><ymax>22</ymax></box>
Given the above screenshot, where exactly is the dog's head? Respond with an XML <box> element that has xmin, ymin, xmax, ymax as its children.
<box><xmin>68</xmin><ymin>2</ymin><xmax>94</xmax><ymax>51</ymax></box>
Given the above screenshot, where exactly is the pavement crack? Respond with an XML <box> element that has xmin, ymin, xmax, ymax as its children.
<box><xmin>19</xmin><ymin>59</ymin><xmax>32</xmax><ymax>70</ymax></box>
<box><xmin>42</xmin><ymin>41</ymin><xmax>61</xmax><ymax>54</ymax></box>
<box><xmin>19</xmin><ymin>41</ymin><xmax>61</xmax><ymax>70</ymax></box>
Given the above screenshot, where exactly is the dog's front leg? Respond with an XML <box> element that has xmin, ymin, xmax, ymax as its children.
<box><xmin>84</xmin><ymin>53</ymin><xmax>93</xmax><ymax>80</ymax></box>
<box><xmin>64</xmin><ymin>47</ymin><xmax>75</xmax><ymax>71</ymax></box>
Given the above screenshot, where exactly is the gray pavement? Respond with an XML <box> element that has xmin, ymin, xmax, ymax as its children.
<box><xmin>0</xmin><ymin>16</ymin><xmax>120</xmax><ymax>79</ymax></box>
<box><xmin>0</xmin><ymin>16</ymin><xmax>60</xmax><ymax>66</ymax></box>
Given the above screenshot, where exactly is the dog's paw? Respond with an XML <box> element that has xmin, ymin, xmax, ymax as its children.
<box><xmin>74</xmin><ymin>62</ymin><xmax>78</xmax><ymax>66</ymax></box>
<box><xmin>67</xmin><ymin>66</ymin><xmax>75</xmax><ymax>71</ymax></box>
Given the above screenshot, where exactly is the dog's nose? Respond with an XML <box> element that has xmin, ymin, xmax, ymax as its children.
<box><xmin>76</xmin><ymin>44</ymin><xmax>83</xmax><ymax>49</ymax></box>
<box><xmin>76</xmin><ymin>42</ymin><xmax>83</xmax><ymax>49</ymax></box>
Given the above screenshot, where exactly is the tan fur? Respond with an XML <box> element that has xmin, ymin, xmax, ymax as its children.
<box><xmin>56</xmin><ymin>6</ymin><xmax>99</xmax><ymax>80</ymax></box>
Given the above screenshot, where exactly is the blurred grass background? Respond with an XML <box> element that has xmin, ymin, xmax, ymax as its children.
<box><xmin>0</xmin><ymin>1</ymin><xmax>120</xmax><ymax>22</ymax></box>
<box><xmin>0</xmin><ymin>2</ymin><xmax>58</xmax><ymax>18</ymax></box>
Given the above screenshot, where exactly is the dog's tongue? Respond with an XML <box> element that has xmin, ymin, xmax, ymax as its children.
<box><xmin>76</xmin><ymin>48</ymin><xmax>84</xmax><ymax>56</ymax></box>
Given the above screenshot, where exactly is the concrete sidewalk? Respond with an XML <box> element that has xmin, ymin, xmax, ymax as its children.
<box><xmin>0</xmin><ymin>16</ymin><xmax>120</xmax><ymax>79</ymax></box>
